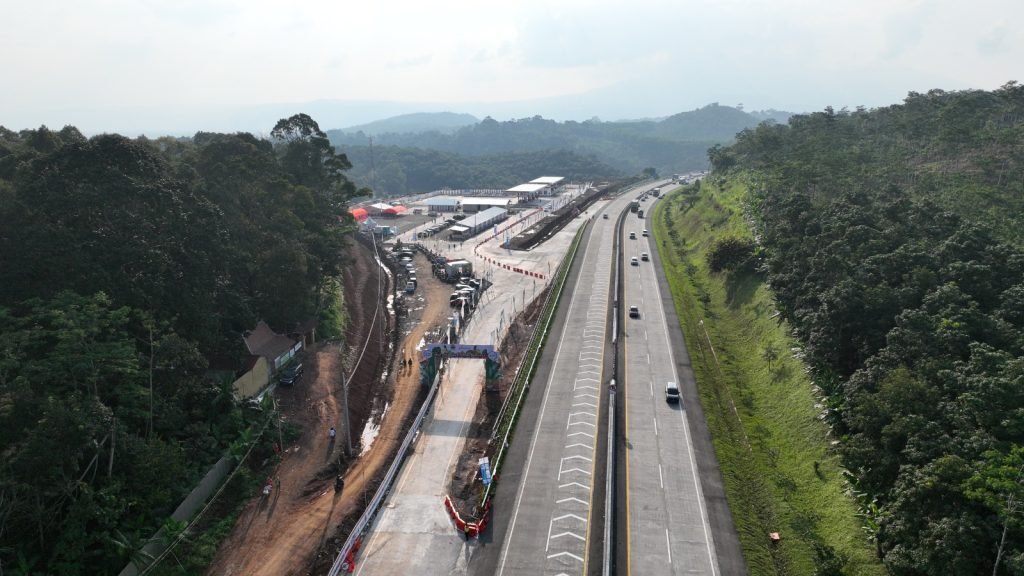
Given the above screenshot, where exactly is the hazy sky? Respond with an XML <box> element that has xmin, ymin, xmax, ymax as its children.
<box><xmin>2</xmin><ymin>0</ymin><xmax>1021</xmax><ymax>134</ymax></box>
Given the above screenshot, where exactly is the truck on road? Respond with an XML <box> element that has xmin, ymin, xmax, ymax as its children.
<box><xmin>630</xmin><ymin>200</ymin><xmax>640</xmax><ymax>213</ymax></box>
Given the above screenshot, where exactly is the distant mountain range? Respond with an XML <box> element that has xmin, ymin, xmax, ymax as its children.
<box><xmin>337</xmin><ymin>112</ymin><xmax>479</xmax><ymax>136</ymax></box>
<box><xmin>328</xmin><ymin>104</ymin><xmax>792</xmax><ymax>178</ymax></box>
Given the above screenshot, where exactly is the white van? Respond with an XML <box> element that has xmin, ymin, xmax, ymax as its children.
<box><xmin>665</xmin><ymin>382</ymin><xmax>680</xmax><ymax>403</ymax></box>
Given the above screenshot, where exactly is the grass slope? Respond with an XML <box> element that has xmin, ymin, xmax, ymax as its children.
<box><xmin>652</xmin><ymin>180</ymin><xmax>885</xmax><ymax>576</ymax></box>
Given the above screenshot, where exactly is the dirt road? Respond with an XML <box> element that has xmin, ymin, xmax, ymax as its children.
<box><xmin>206</xmin><ymin>248</ymin><xmax>451</xmax><ymax>576</ymax></box>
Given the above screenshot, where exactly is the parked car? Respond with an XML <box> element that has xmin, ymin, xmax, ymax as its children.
<box><xmin>629</xmin><ymin>306</ymin><xmax>640</xmax><ymax>319</ymax></box>
<box><xmin>452</xmin><ymin>213</ymin><xmax>467</xmax><ymax>221</ymax></box>
<box><xmin>278</xmin><ymin>363</ymin><xmax>304</xmax><ymax>386</ymax></box>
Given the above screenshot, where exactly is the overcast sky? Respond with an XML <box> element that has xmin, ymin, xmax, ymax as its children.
<box><xmin>2</xmin><ymin>0</ymin><xmax>1021</xmax><ymax>134</ymax></box>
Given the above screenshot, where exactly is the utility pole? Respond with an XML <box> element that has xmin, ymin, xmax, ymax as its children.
<box><xmin>340</xmin><ymin>366</ymin><xmax>353</xmax><ymax>458</ymax></box>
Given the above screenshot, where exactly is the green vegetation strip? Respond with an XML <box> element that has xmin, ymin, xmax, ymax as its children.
<box><xmin>484</xmin><ymin>223</ymin><xmax>589</xmax><ymax>505</ymax></box>
<box><xmin>652</xmin><ymin>184</ymin><xmax>884</xmax><ymax>576</ymax></box>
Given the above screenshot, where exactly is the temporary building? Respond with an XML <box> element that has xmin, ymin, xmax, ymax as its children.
<box><xmin>507</xmin><ymin>182</ymin><xmax>549</xmax><ymax>201</ymax></box>
<box><xmin>383</xmin><ymin>205</ymin><xmax>408</xmax><ymax>216</ymax></box>
<box><xmin>426</xmin><ymin>197</ymin><xmax>460</xmax><ymax>212</ymax></box>
<box><xmin>451</xmin><ymin>207</ymin><xmax>508</xmax><ymax>239</ymax></box>
<box><xmin>349</xmin><ymin>207</ymin><xmax>369</xmax><ymax>222</ymax></box>
<box><xmin>368</xmin><ymin>202</ymin><xmax>393</xmax><ymax>215</ymax></box>
<box><xmin>462</xmin><ymin>197</ymin><xmax>513</xmax><ymax>213</ymax></box>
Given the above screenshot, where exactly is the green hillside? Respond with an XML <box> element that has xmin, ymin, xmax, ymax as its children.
<box><xmin>0</xmin><ymin>115</ymin><xmax>365</xmax><ymax>575</ymax></box>
<box><xmin>338</xmin><ymin>145</ymin><xmax>620</xmax><ymax>196</ymax></box>
<box><xmin>707</xmin><ymin>82</ymin><xmax>1024</xmax><ymax>575</ymax></box>
<box><xmin>715</xmin><ymin>83</ymin><xmax>1024</xmax><ymax>244</ymax></box>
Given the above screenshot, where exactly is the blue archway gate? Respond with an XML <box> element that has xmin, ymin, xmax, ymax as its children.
<box><xmin>420</xmin><ymin>343</ymin><xmax>501</xmax><ymax>388</ymax></box>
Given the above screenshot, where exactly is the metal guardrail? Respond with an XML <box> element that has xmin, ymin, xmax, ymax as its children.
<box><xmin>327</xmin><ymin>368</ymin><xmax>443</xmax><ymax>576</ymax></box>
<box><xmin>603</xmin><ymin>199</ymin><xmax>629</xmax><ymax>576</ymax></box>
<box><xmin>604</xmin><ymin>380</ymin><xmax>616</xmax><ymax>576</ymax></box>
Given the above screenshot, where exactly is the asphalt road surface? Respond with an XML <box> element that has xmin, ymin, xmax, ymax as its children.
<box><xmin>622</xmin><ymin>212</ymin><xmax>719</xmax><ymax>575</ymax></box>
<box><xmin>474</xmin><ymin>181</ymin><xmax>745</xmax><ymax>576</ymax></box>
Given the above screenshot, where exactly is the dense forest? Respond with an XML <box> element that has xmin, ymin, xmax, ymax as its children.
<box><xmin>711</xmin><ymin>82</ymin><xmax>1024</xmax><ymax>574</ymax></box>
<box><xmin>0</xmin><ymin>115</ymin><xmax>366</xmax><ymax>574</ymax></box>
<box><xmin>339</xmin><ymin>146</ymin><xmax>621</xmax><ymax>196</ymax></box>
<box><xmin>328</xmin><ymin>103</ymin><xmax>787</xmax><ymax>181</ymax></box>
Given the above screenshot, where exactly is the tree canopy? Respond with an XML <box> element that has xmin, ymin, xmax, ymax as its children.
<box><xmin>710</xmin><ymin>82</ymin><xmax>1024</xmax><ymax>574</ymax></box>
<box><xmin>0</xmin><ymin>115</ymin><xmax>366</xmax><ymax>574</ymax></box>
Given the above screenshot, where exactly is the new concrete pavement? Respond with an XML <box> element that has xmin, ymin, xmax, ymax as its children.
<box><xmin>352</xmin><ymin>198</ymin><xmax>588</xmax><ymax>576</ymax></box>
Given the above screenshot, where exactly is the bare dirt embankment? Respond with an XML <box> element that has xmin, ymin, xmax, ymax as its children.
<box><xmin>206</xmin><ymin>239</ymin><xmax>452</xmax><ymax>576</ymax></box>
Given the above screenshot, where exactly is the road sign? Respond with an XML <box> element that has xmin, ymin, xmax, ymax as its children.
<box><xmin>479</xmin><ymin>457</ymin><xmax>492</xmax><ymax>486</ymax></box>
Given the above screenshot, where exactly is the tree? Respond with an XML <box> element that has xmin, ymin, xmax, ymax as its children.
<box><xmin>706</xmin><ymin>237</ymin><xmax>756</xmax><ymax>272</ymax></box>
<box><xmin>965</xmin><ymin>446</ymin><xmax>1024</xmax><ymax>576</ymax></box>
<box><xmin>762</xmin><ymin>343</ymin><xmax>779</xmax><ymax>371</ymax></box>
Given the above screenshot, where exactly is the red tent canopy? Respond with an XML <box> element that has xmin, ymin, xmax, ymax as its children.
<box><xmin>349</xmin><ymin>207</ymin><xmax>369</xmax><ymax>222</ymax></box>
<box><xmin>383</xmin><ymin>205</ymin><xmax>408</xmax><ymax>216</ymax></box>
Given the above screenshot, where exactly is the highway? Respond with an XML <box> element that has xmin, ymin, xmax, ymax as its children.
<box><xmin>621</xmin><ymin>204</ymin><xmax>720</xmax><ymax>575</ymax></box>
<box><xmin>468</xmin><ymin>180</ymin><xmax>744</xmax><ymax>576</ymax></box>
<box><xmin>492</xmin><ymin>198</ymin><xmax>620</xmax><ymax>575</ymax></box>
